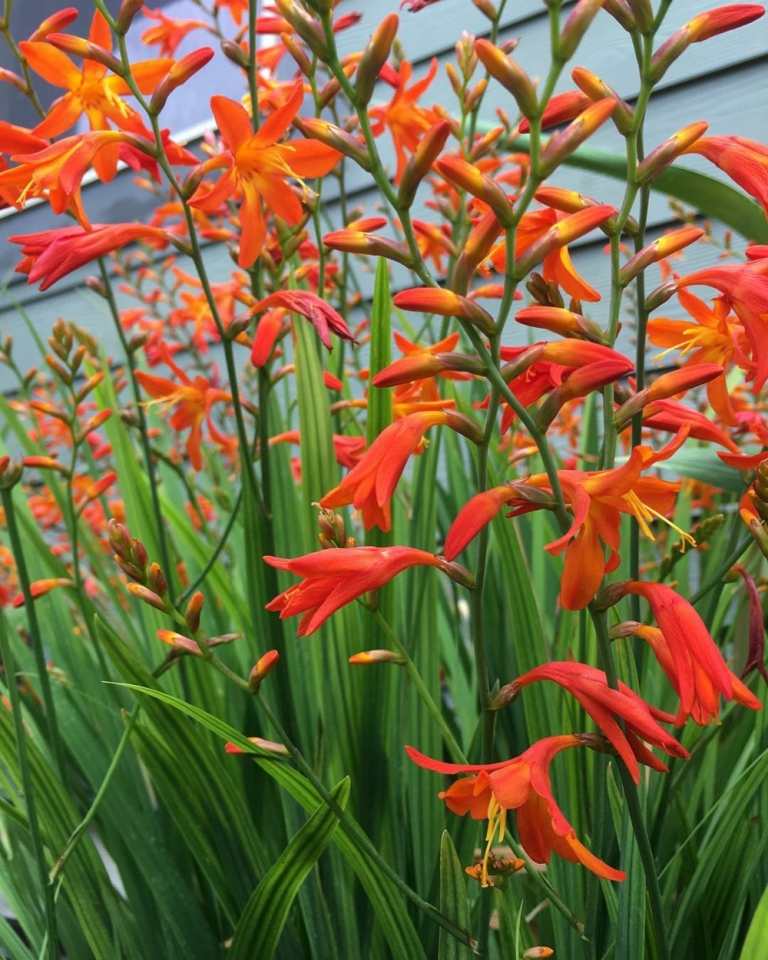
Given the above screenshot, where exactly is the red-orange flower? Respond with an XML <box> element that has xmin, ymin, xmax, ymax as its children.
<box><xmin>190</xmin><ymin>82</ymin><xmax>341</xmax><ymax>266</ymax></box>
<box><xmin>135</xmin><ymin>347</ymin><xmax>231</xmax><ymax>470</ymax></box>
<box><xmin>141</xmin><ymin>7</ymin><xmax>207</xmax><ymax>56</ymax></box>
<box><xmin>10</xmin><ymin>223</ymin><xmax>173</xmax><ymax>290</ymax></box>
<box><xmin>369</xmin><ymin>58</ymin><xmax>440</xmax><ymax>181</ymax></box>
<box><xmin>320</xmin><ymin>410</ymin><xmax>476</xmax><ymax>531</ymax></box>
<box><xmin>406</xmin><ymin>735</ymin><xmax>626</xmax><ymax>883</ymax></box>
<box><xmin>445</xmin><ymin>432</ymin><xmax>690</xmax><ymax>610</ymax></box>
<box><xmin>629</xmin><ymin>623</ymin><xmax>760</xmax><ymax>725</ymax></box>
<box><xmin>250</xmin><ymin>290</ymin><xmax>354</xmax><ymax>350</ymax></box>
<box><xmin>264</xmin><ymin>546</ymin><xmax>443</xmax><ymax>635</ymax></box>
<box><xmin>616</xmin><ymin>581</ymin><xmax>734</xmax><ymax>722</ymax></box>
<box><xmin>505</xmin><ymin>662</ymin><xmax>688</xmax><ymax>781</ymax></box>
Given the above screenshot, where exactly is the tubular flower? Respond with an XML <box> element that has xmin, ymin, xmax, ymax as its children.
<box><xmin>372</xmin><ymin>331</ymin><xmax>480</xmax><ymax>396</ymax></box>
<box><xmin>320</xmin><ymin>410</ymin><xmax>478</xmax><ymax>531</ymax></box>
<box><xmin>189</xmin><ymin>83</ymin><xmax>341</xmax><ymax>266</ymax></box>
<box><xmin>264</xmin><ymin>546</ymin><xmax>443</xmax><ymax>636</ymax></box>
<box><xmin>627</xmin><ymin>623</ymin><xmax>761</xmax><ymax>725</ymax></box>
<box><xmin>615</xmin><ymin>581</ymin><xmax>734</xmax><ymax>722</ymax></box>
<box><xmin>369</xmin><ymin>58</ymin><xmax>440</xmax><ymax>181</ymax></box>
<box><xmin>647</xmin><ymin>288</ymin><xmax>745</xmax><ymax>424</ymax></box>
<box><xmin>685</xmin><ymin>135</ymin><xmax>768</xmax><ymax>215</ymax></box>
<box><xmin>10</xmin><ymin>223</ymin><xmax>173</xmax><ymax>290</ymax></box>
<box><xmin>250</xmin><ymin>290</ymin><xmax>354</xmax><ymax>350</ymax></box>
<box><xmin>140</xmin><ymin>7</ymin><xmax>207</xmax><ymax>56</ymax></box>
<box><xmin>640</xmin><ymin>399</ymin><xmax>740</xmax><ymax>452</ymax></box>
<box><xmin>445</xmin><ymin>432</ymin><xmax>692</xmax><ymax>610</ymax></box>
<box><xmin>490</xmin><ymin>206</ymin><xmax>611</xmax><ymax>301</ymax></box>
<box><xmin>677</xmin><ymin>264</ymin><xmax>768</xmax><ymax>391</ymax></box>
<box><xmin>21</xmin><ymin>10</ymin><xmax>171</xmax><ymax>156</ymax></box>
<box><xmin>406</xmin><ymin>735</ymin><xmax>626</xmax><ymax>883</ymax></box>
<box><xmin>503</xmin><ymin>662</ymin><xmax>688</xmax><ymax>781</ymax></box>
<box><xmin>134</xmin><ymin>347</ymin><xmax>231</xmax><ymax>471</ymax></box>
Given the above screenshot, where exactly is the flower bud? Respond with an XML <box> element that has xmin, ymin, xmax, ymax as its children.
<box><xmin>393</xmin><ymin>287</ymin><xmax>495</xmax><ymax>335</ymax></box>
<box><xmin>356</xmin><ymin>13</ymin><xmax>398</xmax><ymax>106</ymax></box>
<box><xmin>559</xmin><ymin>0</ymin><xmax>606</xmax><ymax>59</ymax></box>
<box><xmin>75</xmin><ymin>372</ymin><xmax>105</xmax><ymax>403</ymax></box>
<box><xmin>602</xmin><ymin>0</ymin><xmax>636</xmax><ymax>30</ymax></box>
<box><xmin>651</xmin><ymin>5</ymin><xmax>764</xmax><ymax>82</ymax></box>
<box><xmin>627</xmin><ymin>0</ymin><xmax>654</xmax><ymax>32</ymax></box>
<box><xmin>274</xmin><ymin>0</ymin><xmax>327</xmax><ymax>58</ymax></box>
<box><xmin>22</xmin><ymin>455</ymin><xmax>68</xmax><ymax>475</ymax></box>
<box><xmin>539</xmin><ymin>98</ymin><xmax>617</xmax><ymax>178</ymax></box>
<box><xmin>474</xmin><ymin>38</ymin><xmax>537</xmax><ymax>118</ymax></box>
<box><xmin>444</xmin><ymin>409</ymin><xmax>485</xmax><ymax>445</ymax></box>
<box><xmin>435</xmin><ymin>557</ymin><xmax>476</xmax><ymax>590</ymax></box>
<box><xmin>293</xmin><ymin>117</ymin><xmax>369</xmax><ymax>169</ymax></box>
<box><xmin>636</xmin><ymin>122</ymin><xmax>708</xmax><ymax>182</ymax></box>
<box><xmin>185</xmin><ymin>591</ymin><xmax>205</xmax><ymax>633</ymax></box>
<box><xmin>221</xmin><ymin>39</ymin><xmax>249</xmax><ymax>69</ymax></box>
<box><xmin>147</xmin><ymin>562</ymin><xmax>167</xmax><ymax>598</ymax></box>
<box><xmin>614</xmin><ymin>362</ymin><xmax>723</xmax><ymax>427</ymax></box>
<box><xmin>225</xmin><ymin>736</ymin><xmax>289</xmax><ymax>756</ymax></box>
<box><xmin>644</xmin><ymin>278</ymin><xmax>678</xmax><ymax>312</ymax></box>
<box><xmin>29</xmin><ymin>7</ymin><xmax>78</xmax><ymax>42</ymax></box>
<box><xmin>515</xmin><ymin>305</ymin><xmax>606</xmax><ymax>342</ymax></box>
<box><xmin>116</xmin><ymin>0</ymin><xmax>144</xmax><ymax>34</ymax></box>
<box><xmin>538</xmin><ymin>358</ymin><xmax>633</xmax><ymax>429</ymax></box>
<box><xmin>150</xmin><ymin>48</ymin><xmax>214</xmax><ymax>115</ymax></box>
<box><xmin>451</xmin><ymin>210</ymin><xmax>504</xmax><ymax>293</ymax></box>
<box><xmin>281</xmin><ymin>33</ymin><xmax>312</xmax><ymax>76</ymax></box>
<box><xmin>248</xmin><ymin>650</ymin><xmax>280</xmax><ymax>691</ymax></box>
<box><xmin>619</xmin><ymin>226</ymin><xmax>704</xmax><ymax>285</ymax></box>
<box><xmin>46</xmin><ymin>33</ymin><xmax>124</xmax><ymax>75</ymax></box>
<box><xmin>398</xmin><ymin>121</ymin><xmax>451</xmax><ymax>209</ymax></box>
<box><xmin>571</xmin><ymin>67</ymin><xmax>634</xmax><ymax>135</ymax></box>
<box><xmin>0</xmin><ymin>67</ymin><xmax>29</xmax><ymax>92</ymax></box>
<box><xmin>323</xmin><ymin>229</ymin><xmax>413</xmax><ymax>267</ymax></box>
<box><xmin>126</xmin><ymin>582</ymin><xmax>166</xmax><ymax>612</ymax></box>
<box><xmin>436</xmin><ymin>155</ymin><xmax>514</xmax><ymax>227</ymax></box>
<box><xmin>12</xmin><ymin>578</ymin><xmax>73</xmax><ymax>607</ymax></box>
<box><xmin>473</xmin><ymin>0</ymin><xmax>498</xmax><ymax>19</ymax></box>
<box><xmin>349</xmin><ymin>649</ymin><xmax>406</xmax><ymax>665</ymax></box>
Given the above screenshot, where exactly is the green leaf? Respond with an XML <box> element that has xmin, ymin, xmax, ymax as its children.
<box><xmin>438</xmin><ymin>832</ymin><xmax>472</xmax><ymax>960</ymax></box>
<box><xmin>231</xmin><ymin>777</ymin><xmax>349</xmax><ymax>959</ymax></box>
<box><xmin>114</xmin><ymin>683</ymin><xmax>428</xmax><ymax>959</ymax></box>
<box><xmin>739</xmin><ymin>883</ymin><xmax>768</xmax><ymax>960</ymax></box>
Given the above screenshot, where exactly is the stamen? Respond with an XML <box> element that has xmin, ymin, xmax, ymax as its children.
<box><xmin>623</xmin><ymin>490</ymin><xmax>696</xmax><ymax>550</ymax></box>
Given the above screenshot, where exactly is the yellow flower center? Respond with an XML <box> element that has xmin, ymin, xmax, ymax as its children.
<box><xmin>481</xmin><ymin>794</ymin><xmax>508</xmax><ymax>888</ymax></box>
<box><xmin>623</xmin><ymin>489</ymin><xmax>696</xmax><ymax>550</ymax></box>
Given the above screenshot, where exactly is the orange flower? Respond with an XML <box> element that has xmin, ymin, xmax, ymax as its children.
<box><xmin>406</xmin><ymin>735</ymin><xmax>626</xmax><ymax>883</ymax></box>
<box><xmin>320</xmin><ymin>410</ymin><xmax>478</xmax><ymax>531</ymax></box>
<box><xmin>13</xmin><ymin>578</ymin><xmax>74</xmax><ymax>607</ymax></box>
<box><xmin>135</xmin><ymin>347</ymin><xmax>231</xmax><ymax>470</ymax></box>
<box><xmin>189</xmin><ymin>83</ymin><xmax>341</xmax><ymax>266</ymax></box>
<box><xmin>504</xmin><ymin>661</ymin><xmax>688</xmax><ymax>780</ymax></box>
<box><xmin>678</xmin><ymin>263</ymin><xmax>768</xmax><ymax>390</ymax></box>
<box><xmin>648</xmin><ymin>288</ymin><xmax>745</xmax><ymax>423</ymax></box>
<box><xmin>369</xmin><ymin>58</ymin><xmax>440</xmax><ymax>181</ymax></box>
<box><xmin>21</xmin><ymin>10</ymin><xmax>171</xmax><ymax>172</ymax></box>
<box><xmin>489</xmin><ymin>205</ymin><xmax>612</xmax><ymax>301</ymax></box>
<box><xmin>264</xmin><ymin>546</ymin><xmax>443</xmax><ymax>635</ymax></box>
<box><xmin>687</xmin><ymin>136</ymin><xmax>768</xmax><ymax>215</ymax></box>
<box><xmin>141</xmin><ymin>8</ymin><xmax>207</xmax><ymax>56</ymax></box>
<box><xmin>445</xmin><ymin>432</ymin><xmax>691</xmax><ymax>610</ymax></box>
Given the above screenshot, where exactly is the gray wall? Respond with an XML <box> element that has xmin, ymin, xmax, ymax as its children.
<box><xmin>1</xmin><ymin>0</ymin><xmax>767</xmax><ymax>389</ymax></box>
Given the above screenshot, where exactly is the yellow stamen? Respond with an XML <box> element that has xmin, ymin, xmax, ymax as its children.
<box><xmin>623</xmin><ymin>489</ymin><xmax>697</xmax><ymax>550</ymax></box>
<box><xmin>481</xmin><ymin>795</ymin><xmax>508</xmax><ymax>888</ymax></box>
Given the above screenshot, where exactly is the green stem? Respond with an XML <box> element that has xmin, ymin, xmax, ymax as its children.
<box><xmin>1</xmin><ymin>487</ymin><xmax>66</xmax><ymax>780</ymax></box>
<box><xmin>0</xmin><ymin>614</ymin><xmax>57</xmax><ymax>959</ymax></box>
<box><xmin>98</xmin><ymin>259</ymin><xmax>176</xmax><ymax>601</ymax></box>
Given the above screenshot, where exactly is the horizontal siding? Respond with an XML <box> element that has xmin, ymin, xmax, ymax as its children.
<box><xmin>2</xmin><ymin>1</ymin><xmax>767</xmax><ymax>390</ymax></box>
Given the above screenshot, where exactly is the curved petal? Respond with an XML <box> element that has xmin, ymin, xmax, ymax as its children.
<box><xmin>19</xmin><ymin>41</ymin><xmax>80</xmax><ymax>89</ymax></box>
<box><xmin>211</xmin><ymin>95</ymin><xmax>252</xmax><ymax>153</ymax></box>
<box><xmin>285</xmin><ymin>138</ymin><xmax>341</xmax><ymax>178</ymax></box>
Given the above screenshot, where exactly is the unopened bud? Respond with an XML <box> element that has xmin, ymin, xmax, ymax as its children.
<box><xmin>571</xmin><ymin>67</ymin><xmax>634</xmax><ymax>135</ymax></box>
<box><xmin>636</xmin><ymin>122</ymin><xmax>708</xmax><ymax>182</ymax></box>
<box><xmin>398</xmin><ymin>120</ymin><xmax>451</xmax><ymax>209</ymax></box>
<box><xmin>46</xmin><ymin>33</ymin><xmax>123</xmax><ymax>75</ymax></box>
<box><xmin>473</xmin><ymin>0</ymin><xmax>497</xmax><ymax>19</ymax></box>
<box><xmin>539</xmin><ymin>98</ymin><xmax>616</xmax><ymax>178</ymax></box>
<box><xmin>436</xmin><ymin>155</ymin><xmax>514</xmax><ymax>227</ymax></box>
<box><xmin>29</xmin><ymin>8</ymin><xmax>79</xmax><ymax>42</ymax></box>
<box><xmin>221</xmin><ymin>39</ymin><xmax>248</xmax><ymax>69</ymax></box>
<box><xmin>282</xmin><ymin>33</ymin><xmax>312</xmax><ymax>76</ymax></box>
<box><xmin>435</xmin><ymin>557</ymin><xmax>476</xmax><ymax>590</ymax></box>
<box><xmin>147</xmin><ymin>562</ymin><xmax>167</xmax><ymax>598</ymax></box>
<box><xmin>614</xmin><ymin>362</ymin><xmax>723</xmax><ymax>427</ymax></box>
<box><xmin>248</xmin><ymin>650</ymin><xmax>280</xmax><ymax>691</ymax></box>
<box><xmin>150</xmin><ymin>48</ymin><xmax>214</xmax><ymax>115</ymax></box>
<box><xmin>356</xmin><ymin>13</ymin><xmax>398</xmax><ymax>106</ymax></box>
<box><xmin>602</xmin><ymin>0</ymin><xmax>636</xmax><ymax>30</ymax></box>
<box><xmin>619</xmin><ymin>226</ymin><xmax>704</xmax><ymax>285</ymax></box>
<box><xmin>475</xmin><ymin>38</ymin><xmax>537</xmax><ymax>118</ymax></box>
<box><xmin>274</xmin><ymin>0</ymin><xmax>327</xmax><ymax>58</ymax></box>
<box><xmin>516</xmin><ymin>205</ymin><xmax>616</xmax><ymax>278</ymax></box>
<box><xmin>348</xmin><ymin>649</ymin><xmax>406</xmax><ymax>665</ymax></box>
<box><xmin>323</xmin><ymin>229</ymin><xmax>413</xmax><ymax>268</ymax></box>
<box><xmin>645</xmin><ymin>278</ymin><xmax>678</xmax><ymax>312</ymax></box>
<box><xmin>126</xmin><ymin>582</ymin><xmax>167</xmax><ymax>612</ymax></box>
<box><xmin>294</xmin><ymin>117</ymin><xmax>369</xmax><ymax>169</ymax></box>
<box><xmin>116</xmin><ymin>0</ymin><xmax>144</xmax><ymax>34</ymax></box>
<box><xmin>393</xmin><ymin>287</ymin><xmax>495</xmax><ymax>335</ymax></box>
<box><xmin>184</xmin><ymin>591</ymin><xmax>205</xmax><ymax>633</ymax></box>
<box><xmin>559</xmin><ymin>0</ymin><xmax>606</xmax><ymax>59</ymax></box>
